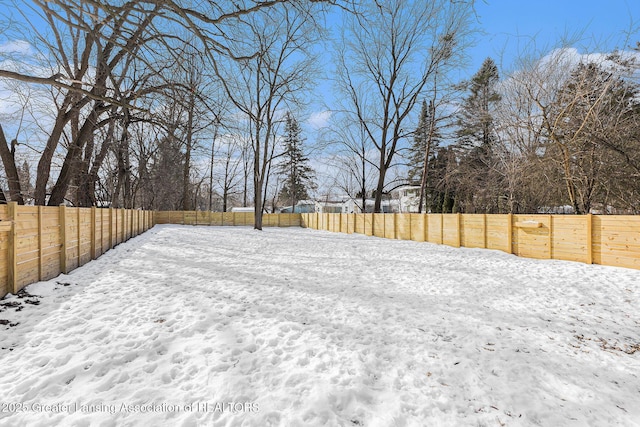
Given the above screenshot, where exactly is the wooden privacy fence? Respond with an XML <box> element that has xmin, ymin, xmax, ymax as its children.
<box><xmin>7</xmin><ymin>207</ymin><xmax>629</xmax><ymax>299</ymax></box>
<box><xmin>301</xmin><ymin>212</ymin><xmax>640</xmax><ymax>270</ymax></box>
<box><xmin>0</xmin><ymin>202</ymin><xmax>154</xmax><ymax>299</ymax></box>
<box><xmin>154</xmin><ymin>211</ymin><xmax>302</xmax><ymax>227</ymax></box>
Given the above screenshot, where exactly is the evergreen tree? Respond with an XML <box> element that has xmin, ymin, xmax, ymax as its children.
<box><xmin>429</xmin><ymin>146</ymin><xmax>457</xmax><ymax>213</ymax></box>
<box><xmin>18</xmin><ymin>160</ymin><xmax>33</xmax><ymax>201</ymax></box>
<box><xmin>407</xmin><ymin>99</ymin><xmax>441</xmax><ymax>212</ymax></box>
<box><xmin>408</xmin><ymin>100</ymin><xmax>436</xmax><ymax>182</ymax></box>
<box><xmin>454</xmin><ymin>57</ymin><xmax>502</xmax><ymax>213</ymax></box>
<box><xmin>456</xmin><ymin>57</ymin><xmax>501</xmax><ymax>149</ymax></box>
<box><xmin>277</xmin><ymin>113</ymin><xmax>315</xmax><ymax>210</ymax></box>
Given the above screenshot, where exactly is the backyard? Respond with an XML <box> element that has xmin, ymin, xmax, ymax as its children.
<box><xmin>1</xmin><ymin>225</ymin><xmax>639</xmax><ymax>426</ymax></box>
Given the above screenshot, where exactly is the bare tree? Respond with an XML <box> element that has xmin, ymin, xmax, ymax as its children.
<box><xmin>212</xmin><ymin>4</ymin><xmax>320</xmax><ymax>229</ymax></box>
<box><xmin>334</xmin><ymin>0</ymin><xmax>474</xmax><ymax>212</ymax></box>
<box><xmin>519</xmin><ymin>49</ymin><xmax>640</xmax><ymax>214</ymax></box>
<box><xmin>1</xmin><ymin>0</ymin><xmax>343</xmax><ymax>207</ymax></box>
<box><xmin>215</xmin><ymin>134</ymin><xmax>244</xmax><ymax>212</ymax></box>
<box><xmin>327</xmin><ymin>116</ymin><xmax>376</xmax><ymax>212</ymax></box>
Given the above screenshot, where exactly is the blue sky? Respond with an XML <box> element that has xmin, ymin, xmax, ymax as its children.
<box><xmin>468</xmin><ymin>0</ymin><xmax>639</xmax><ymax>74</ymax></box>
<box><xmin>2</xmin><ymin>1</ymin><xmax>639</xmax><ymax>131</ymax></box>
<box><xmin>306</xmin><ymin>0</ymin><xmax>640</xmax><ymax>127</ymax></box>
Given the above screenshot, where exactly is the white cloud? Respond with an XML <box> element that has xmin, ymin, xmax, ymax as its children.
<box><xmin>0</xmin><ymin>40</ymin><xmax>32</xmax><ymax>55</ymax></box>
<box><xmin>307</xmin><ymin>110</ymin><xmax>332</xmax><ymax>130</ymax></box>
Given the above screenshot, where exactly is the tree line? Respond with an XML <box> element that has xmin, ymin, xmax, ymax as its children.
<box><xmin>1</xmin><ymin>0</ymin><xmax>639</xmax><ymax>234</ymax></box>
<box><xmin>407</xmin><ymin>51</ymin><xmax>640</xmax><ymax>215</ymax></box>
<box><xmin>0</xmin><ymin>0</ymin><xmax>334</xmax><ymax>229</ymax></box>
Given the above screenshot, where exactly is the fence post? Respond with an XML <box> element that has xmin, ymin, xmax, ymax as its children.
<box><xmin>99</xmin><ymin>208</ymin><xmax>103</xmax><ymax>256</ymax></box>
<box><xmin>109</xmin><ymin>207</ymin><xmax>114</xmax><ymax>249</ymax></box>
<box><xmin>91</xmin><ymin>206</ymin><xmax>97</xmax><ymax>260</ymax></box>
<box><xmin>115</xmin><ymin>208</ymin><xmax>119</xmax><ymax>245</ymax></box>
<box><xmin>507</xmin><ymin>213</ymin><xmax>513</xmax><ymax>254</ymax></box>
<box><xmin>586</xmin><ymin>214</ymin><xmax>593</xmax><ymax>264</ymax></box>
<box><xmin>424</xmin><ymin>214</ymin><xmax>428</xmax><ymax>242</ymax></box>
<box><xmin>59</xmin><ymin>204</ymin><xmax>68</xmax><ymax>274</ymax></box>
<box><xmin>393</xmin><ymin>213</ymin><xmax>398</xmax><ymax>240</ymax></box>
<box><xmin>456</xmin><ymin>213</ymin><xmax>461</xmax><ymax>247</ymax></box>
<box><xmin>548</xmin><ymin>214</ymin><xmax>553</xmax><ymax>259</ymax></box>
<box><xmin>76</xmin><ymin>207</ymin><xmax>81</xmax><ymax>266</ymax></box>
<box><xmin>37</xmin><ymin>206</ymin><xmax>44</xmax><ymax>281</ymax></box>
<box><xmin>7</xmin><ymin>202</ymin><xmax>18</xmax><ymax>294</ymax></box>
<box><xmin>483</xmin><ymin>213</ymin><xmax>487</xmax><ymax>249</ymax></box>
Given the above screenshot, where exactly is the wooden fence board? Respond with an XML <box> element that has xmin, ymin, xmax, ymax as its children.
<box><xmin>263</xmin><ymin>214</ymin><xmax>278</xmax><ymax>227</ymax></box>
<box><xmin>79</xmin><ymin>209</ymin><xmax>92</xmax><ymax>266</ymax></box>
<box><xmin>409</xmin><ymin>214</ymin><xmax>425</xmax><ymax>242</ymax></box>
<box><xmin>373</xmin><ymin>214</ymin><xmax>385</xmax><ymax>238</ymax></box>
<box><xmin>339</xmin><ymin>214</ymin><xmax>348</xmax><ymax>233</ymax></box>
<box><xmin>486</xmin><ymin>215</ymin><xmax>511</xmax><ymax>253</ymax></box>
<box><xmin>384</xmin><ymin>214</ymin><xmax>396</xmax><ymax>239</ymax></box>
<box><xmin>16</xmin><ymin>258</ymin><xmax>39</xmax><ymax>288</ymax></box>
<box><xmin>363</xmin><ymin>214</ymin><xmax>373</xmax><ymax>236</ymax></box>
<box><xmin>461</xmin><ymin>214</ymin><xmax>485</xmax><ymax>248</ymax></box>
<box><xmin>427</xmin><ymin>214</ymin><xmax>443</xmax><ymax>244</ymax></box>
<box><xmin>346</xmin><ymin>214</ymin><xmax>355</xmax><ymax>234</ymax></box>
<box><xmin>442</xmin><ymin>214</ymin><xmax>460</xmax><ymax>247</ymax></box>
<box><xmin>551</xmin><ymin>215</ymin><xmax>589</xmax><ymax>263</ymax></box>
<box><xmin>0</xmin><ymin>226</ymin><xmax>9</xmax><ymax>297</ymax></box>
<box><xmin>300</xmin><ymin>213</ymin><xmax>308</xmax><ymax>228</ymax></box>
<box><xmin>0</xmin><ymin>203</ymin><xmax>154</xmax><ymax>298</ymax></box>
<box><xmin>396</xmin><ymin>213</ymin><xmax>411</xmax><ymax>240</ymax></box>
<box><xmin>222</xmin><ymin>212</ymin><xmax>234</xmax><ymax>226</ymax></box>
<box><xmin>354</xmin><ymin>214</ymin><xmax>364</xmax><ymax>235</ymax></box>
<box><xmin>513</xmin><ymin>215</ymin><xmax>551</xmax><ymax>259</ymax></box>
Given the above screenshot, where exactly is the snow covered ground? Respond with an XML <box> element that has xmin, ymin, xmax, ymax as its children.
<box><xmin>1</xmin><ymin>224</ymin><xmax>639</xmax><ymax>427</ymax></box>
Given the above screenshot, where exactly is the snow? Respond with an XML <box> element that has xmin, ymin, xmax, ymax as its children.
<box><xmin>1</xmin><ymin>224</ymin><xmax>639</xmax><ymax>427</ymax></box>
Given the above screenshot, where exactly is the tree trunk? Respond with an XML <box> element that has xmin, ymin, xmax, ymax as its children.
<box><xmin>254</xmin><ymin>176</ymin><xmax>263</xmax><ymax>230</ymax></box>
<box><xmin>0</xmin><ymin>125</ymin><xmax>24</xmax><ymax>204</ymax></box>
<box><xmin>374</xmin><ymin>159</ymin><xmax>387</xmax><ymax>213</ymax></box>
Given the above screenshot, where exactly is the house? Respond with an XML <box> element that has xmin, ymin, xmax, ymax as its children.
<box><xmin>392</xmin><ymin>185</ymin><xmax>422</xmax><ymax>213</ymax></box>
<box><xmin>278</xmin><ymin>200</ymin><xmax>316</xmax><ymax>213</ymax></box>
<box><xmin>314</xmin><ymin>197</ymin><xmax>359</xmax><ymax>214</ymax></box>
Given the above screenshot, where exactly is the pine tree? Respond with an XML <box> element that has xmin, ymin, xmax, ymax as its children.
<box><xmin>277</xmin><ymin>113</ymin><xmax>315</xmax><ymax>210</ymax></box>
<box><xmin>408</xmin><ymin>99</ymin><xmax>440</xmax><ymax>212</ymax></box>
<box><xmin>18</xmin><ymin>160</ymin><xmax>33</xmax><ymax>201</ymax></box>
<box><xmin>456</xmin><ymin>57</ymin><xmax>501</xmax><ymax>149</ymax></box>
<box><xmin>454</xmin><ymin>57</ymin><xmax>502</xmax><ymax>213</ymax></box>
